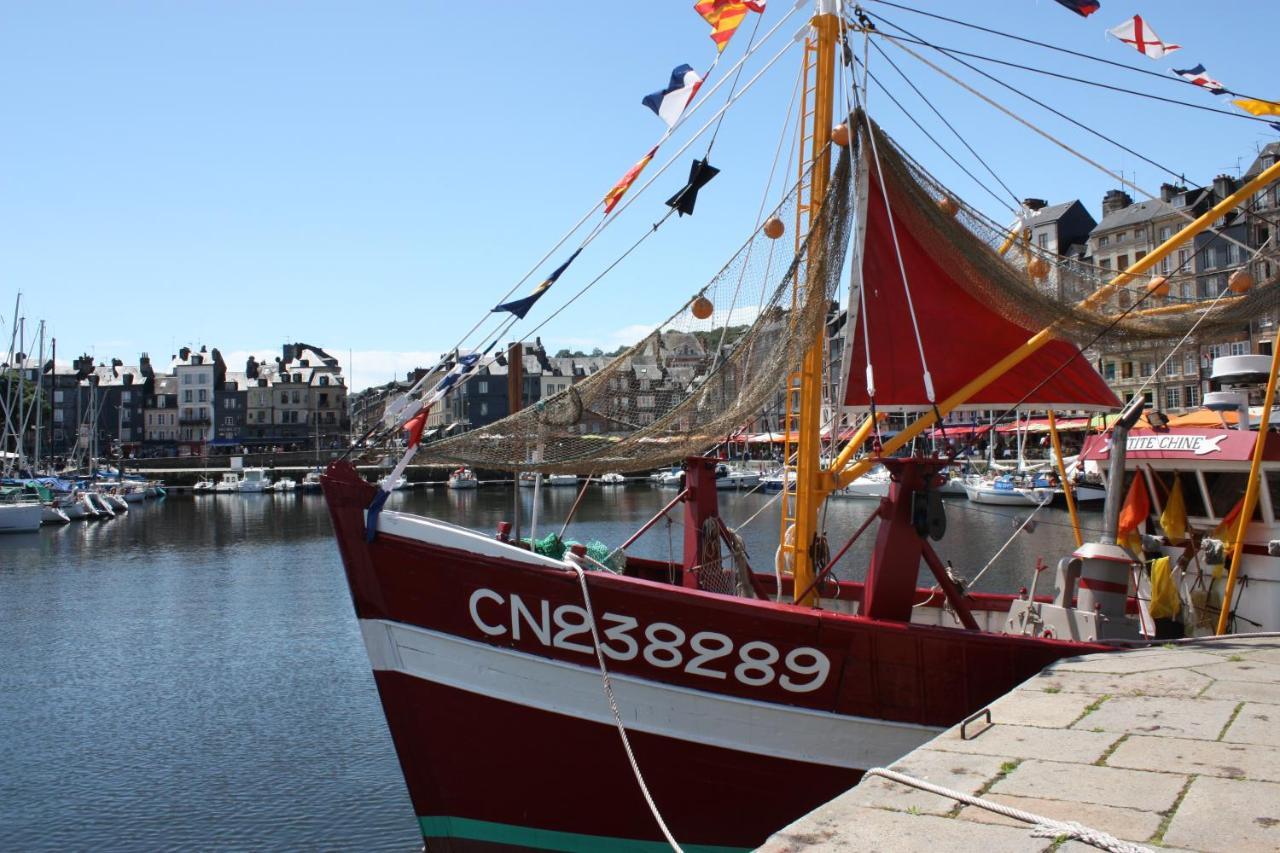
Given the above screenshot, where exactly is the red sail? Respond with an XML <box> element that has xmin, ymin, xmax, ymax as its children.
<box><xmin>844</xmin><ymin>156</ymin><xmax>1119</xmax><ymax>412</ymax></box>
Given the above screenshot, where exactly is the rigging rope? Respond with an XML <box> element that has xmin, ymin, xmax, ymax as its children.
<box><xmin>1133</xmin><ymin>232</ymin><xmax>1278</xmax><ymax>403</ymax></box>
<box><xmin>863</xmin><ymin>102</ymin><xmax>938</xmax><ymax>404</ymax></box>
<box><xmin>863</xmin><ymin>0</ymin><xmax>1276</xmax><ymax>105</ymax></box>
<box><xmin>872</xmin><ymin>30</ymin><xmax>1264</xmax><ymax>261</ymax></box>
<box><xmin>864</xmin><ymin>36</ymin><xmax>1020</xmax><ymax>210</ymax></box>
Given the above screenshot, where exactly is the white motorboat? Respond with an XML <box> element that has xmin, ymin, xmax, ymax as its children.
<box><xmin>656</xmin><ymin>469</ymin><xmax>685</xmax><ymax>488</ymax></box>
<box><xmin>963</xmin><ymin>475</ymin><xmax>1053</xmax><ymax>506</ymax></box>
<box><xmin>215</xmin><ymin>472</ymin><xmax>242</xmax><ymax>494</ymax></box>
<box><xmin>447</xmin><ymin>468</ymin><xmax>478</xmax><ymax>489</ymax></box>
<box><xmin>649</xmin><ymin>466</ymin><xmax>682</xmax><ymax>484</ymax></box>
<box><xmin>714</xmin><ymin>464</ymin><xmax>761</xmax><ymax>491</ymax></box>
<box><xmin>0</xmin><ymin>498</ymin><xmax>42</xmax><ymax>533</ymax></box>
<box><xmin>272</xmin><ymin>477</ymin><xmax>299</xmax><ymax>493</ymax></box>
<box><xmin>239</xmin><ymin>468</ymin><xmax>270</xmax><ymax>493</ymax></box>
<box><xmin>759</xmin><ymin>469</ymin><xmax>794</xmax><ymax>493</ymax></box>
<box><xmin>101</xmin><ymin>491</ymin><xmax>129</xmax><ymax>512</ymax></box>
<box><xmin>193</xmin><ymin>477</ymin><xmax>216</xmax><ymax>494</ymax></box>
<box><xmin>120</xmin><ymin>484</ymin><xmax>146</xmax><ymax>503</ymax></box>
<box><xmin>301</xmin><ymin>471</ymin><xmax>323</xmax><ymax>492</ymax></box>
<box><xmin>545</xmin><ymin>474</ymin><xmax>580</xmax><ymax>487</ymax></box>
<box><xmin>598</xmin><ymin>472</ymin><xmax>626</xmax><ymax>485</ymax></box>
<box><xmin>837</xmin><ymin>465</ymin><xmax>893</xmax><ymax>499</ymax></box>
<box><xmin>393</xmin><ymin>476</ymin><xmax>411</xmax><ymax>491</ymax></box>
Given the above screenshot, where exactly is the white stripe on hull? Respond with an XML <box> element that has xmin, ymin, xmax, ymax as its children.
<box><xmin>359</xmin><ymin>618</ymin><xmax>940</xmax><ymax>771</ymax></box>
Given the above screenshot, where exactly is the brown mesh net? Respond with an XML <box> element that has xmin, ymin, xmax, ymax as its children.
<box><xmin>408</xmin><ymin>146</ymin><xmax>855</xmax><ymax>474</ymax></box>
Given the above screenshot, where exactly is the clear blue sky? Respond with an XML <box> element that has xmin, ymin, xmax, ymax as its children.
<box><xmin>2</xmin><ymin>1</ymin><xmax>1277</xmax><ymax>388</ymax></box>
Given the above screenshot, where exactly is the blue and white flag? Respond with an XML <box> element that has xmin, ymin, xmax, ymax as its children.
<box><xmin>1172</xmin><ymin>64</ymin><xmax>1227</xmax><ymax>95</ymax></box>
<box><xmin>642</xmin><ymin>64</ymin><xmax>703</xmax><ymax>128</ymax></box>
<box><xmin>437</xmin><ymin>352</ymin><xmax>482</xmax><ymax>394</ymax></box>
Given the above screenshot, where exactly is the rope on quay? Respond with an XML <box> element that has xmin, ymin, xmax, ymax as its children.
<box><xmin>861</xmin><ymin>767</ymin><xmax>1153</xmax><ymax>853</ymax></box>
<box><xmin>567</xmin><ymin>559</ymin><xmax>683</xmax><ymax>853</ymax></box>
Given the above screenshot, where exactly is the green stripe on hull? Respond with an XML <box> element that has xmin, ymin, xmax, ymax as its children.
<box><xmin>419</xmin><ymin>815</ymin><xmax>750</xmax><ymax>853</ymax></box>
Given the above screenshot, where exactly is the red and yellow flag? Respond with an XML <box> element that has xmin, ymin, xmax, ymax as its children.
<box><xmin>694</xmin><ymin>0</ymin><xmax>766</xmax><ymax>54</ymax></box>
<box><xmin>603</xmin><ymin>146</ymin><xmax>657</xmax><ymax>214</ymax></box>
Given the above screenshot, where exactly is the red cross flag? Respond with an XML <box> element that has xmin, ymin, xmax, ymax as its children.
<box><xmin>1108</xmin><ymin>15</ymin><xmax>1180</xmax><ymax>59</ymax></box>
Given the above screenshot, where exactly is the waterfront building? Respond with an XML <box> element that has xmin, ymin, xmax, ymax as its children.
<box><xmin>144</xmin><ymin>376</ymin><xmax>179</xmax><ymax>447</ymax></box>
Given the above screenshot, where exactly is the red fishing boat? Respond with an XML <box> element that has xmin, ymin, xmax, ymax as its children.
<box><xmin>325</xmin><ymin>3</ymin><xmax>1280</xmax><ymax>849</ymax></box>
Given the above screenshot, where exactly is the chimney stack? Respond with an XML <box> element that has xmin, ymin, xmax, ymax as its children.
<box><xmin>1102</xmin><ymin>189</ymin><xmax>1133</xmax><ymax>216</ymax></box>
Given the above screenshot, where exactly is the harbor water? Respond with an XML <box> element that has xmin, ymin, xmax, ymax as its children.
<box><xmin>0</xmin><ymin>483</ymin><xmax>1090</xmax><ymax>850</ymax></box>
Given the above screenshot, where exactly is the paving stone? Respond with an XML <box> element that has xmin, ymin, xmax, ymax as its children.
<box><xmin>1234</xmin><ymin>644</ymin><xmax>1280</xmax><ymax>664</ymax></box>
<box><xmin>1024</xmin><ymin>667</ymin><xmax>1212</xmax><ymax>698</ymax></box>
<box><xmin>1074</xmin><ymin>695</ymin><xmax>1238</xmax><ymax>740</ymax></box>
<box><xmin>761</xmin><ymin>806</ymin><xmax>1054</xmax><ymax>853</ymax></box>
<box><xmin>1163</xmin><ymin>776</ymin><xmax>1280</xmax><ymax>853</ymax></box>
<box><xmin>956</xmin><ymin>792</ymin><xmax>1161</xmax><ymax>843</ymax></box>
<box><xmin>1221</xmin><ymin>702</ymin><xmax>1280</xmax><ymax>747</ymax></box>
<box><xmin>1058</xmin><ymin>843</ymin><xmax>1197</xmax><ymax>853</ymax></box>
<box><xmin>1106</xmin><ymin>734</ymin><xmax>1280</xmax><ymax>782</ymax></box>
<box><xmin>842</xmin><ymin>749</ymin><xmax>1009</xmax><ymax>816</ymax></box>
<box><xmin>1050</xmin><ymin>649</ymin><xmax>1223</xmax><ymax>674</ymax></box>
<box><xmin>989</xmin><ymin>759</ymin><xmax>1186</xmax><ymax>812</ymax></box>
<box><xmin>986</xmin><ymin>689</ymin><xmax>1099</xmax><ymax>728</ymax></box>
<box><xmin>1200</xmin><ymin>678</ymin><xmax>1280</xmax><ymax>705</ymax></box>
<box><xmin>928</xmin><ymin>724</ymin><xmax>1117</xmax><ymax>764</ymax></box>
<box><xmin>1191</xmin><ymin>659</ymin><xmax>1280</xmax><ymax>684</ymax></box>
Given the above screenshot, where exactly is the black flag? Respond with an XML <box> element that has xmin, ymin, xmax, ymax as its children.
<box><xmin>666</xmin><ymin>159</ymin><xmax>720</xmax><ymax>217</ymax></box>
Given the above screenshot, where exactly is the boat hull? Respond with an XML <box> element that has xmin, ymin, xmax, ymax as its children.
<box><xmin>0</xmin><ymin>503</ymin><xmax>43</xmax><ymax>533</ymax></box>
<box><xmin>322</xmin><ymin>461</ymin><xmax>1106</xmax><ymax>851</ymax></box>
<box><xmin>963</xmin><ymin>484</ymin><xmax>1052</xmax><ymax>506</ymax></box>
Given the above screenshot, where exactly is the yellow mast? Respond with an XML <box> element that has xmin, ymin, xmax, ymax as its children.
<box><xmin>788</xmin><ymin>1</ymin><xmax>840</xmax><ymax>605</ymax></box>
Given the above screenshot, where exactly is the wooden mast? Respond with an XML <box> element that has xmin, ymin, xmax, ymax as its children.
<box><xmin>789</xmin><ymin>0</ymin><xmax>840</xmax><ymax>605</ymax></box>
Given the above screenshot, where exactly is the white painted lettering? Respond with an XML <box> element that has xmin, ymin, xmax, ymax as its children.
<box><xmin>468</xmin><ymin>588</ymin><xmax>507</xmax><ymax>636</ymax></box>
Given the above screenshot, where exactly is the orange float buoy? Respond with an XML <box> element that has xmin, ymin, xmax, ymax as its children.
<box><xmin>937</xmin><ymin>196</ymin><xmax>959</xmax><ymax>217</ymax></box>
<box><xmin>831</xmin><ymin>123</ymin><xmax>850</xmax><ymax>147</ymax></box>
<box><xmin>1027</xmin><ymin>256</ymin><xmax>1049</xmax><ymax>280</ymax></box>
<box><xmin>1228</xmin><ymin>269</ymin><xmax>1255</xmax><ymax>293</ymax></box>
<box><xmin>691</xmin><ymin>295</ymin><xmax>714</xmax><ymax>319</ymax></box>
<box><xmin>1147</xmin><ymin>275</ymin><xmax>1170</xmax><ymax>298</ymax></box>
<box><xmin>763</xmin><ymin>217</ymin><xmax>785</xmax><ymax>239</ymax></box>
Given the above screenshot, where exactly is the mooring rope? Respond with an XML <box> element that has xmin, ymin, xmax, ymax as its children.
<box><xmin>568</xmin><ymin>562</ymin><xmax>683</xmax><ymax>852</ymax></box>
<box><xmin>861</xmin><ymin>767</ymin><xmax>1153</xmax><ymax>853</ymax></box>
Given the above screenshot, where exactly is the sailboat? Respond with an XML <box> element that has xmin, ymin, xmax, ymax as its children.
<box><xmin>322</xmin><ymin>4</ymin><xmax>1280</xmax><ymax>850</ymax></box>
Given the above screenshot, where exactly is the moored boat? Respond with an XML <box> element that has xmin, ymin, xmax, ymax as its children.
<box><xmin>0</xmin><ymin>498</ymin><xmax>42</xmax><ymax>533</ymax></box>
<box><xmin>963</xmin><ymin>474</ymin><xmax>1054</xmax><ymax>506</ymax></box>
<box><xmin>447</xmin><ymin>467</ymin><xmax>478</xmax><ymax>489</ymax></box>
<box><xmin>320</xmin><ymin>4</ymin><xmax>1280</xmax><ymax>849</ymax></box>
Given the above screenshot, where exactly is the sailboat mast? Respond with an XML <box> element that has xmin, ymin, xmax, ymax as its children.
<box><xmin>34</xmin><ymin>321</ymin><xmax>44</xmax><ymax>471</ymax></box>
<box><xmin>790</xmin><ymin>0</ymin><xmax>840</xmax><ymax>605</ymax></box>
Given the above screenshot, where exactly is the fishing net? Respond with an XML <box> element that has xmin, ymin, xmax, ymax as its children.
<box><xmin>865</xmin><ymin>112</ymin><xmax>1280</xmax><ymax>347</ymax></box>
<box><xmin>411</xmin><ymin>144</ymin><xmax>856</xmax><ymax>474</ymax></box>
<box><xmin>522</xmin><ymin>533</ymin><xmax>626</xmax><ymax>573</ymax></box>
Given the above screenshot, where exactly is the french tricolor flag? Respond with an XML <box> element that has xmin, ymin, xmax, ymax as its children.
<box><xmin>642</xmin><ymin>64</ymin><xmax>703</xmax><ymax>129</ymax></box>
